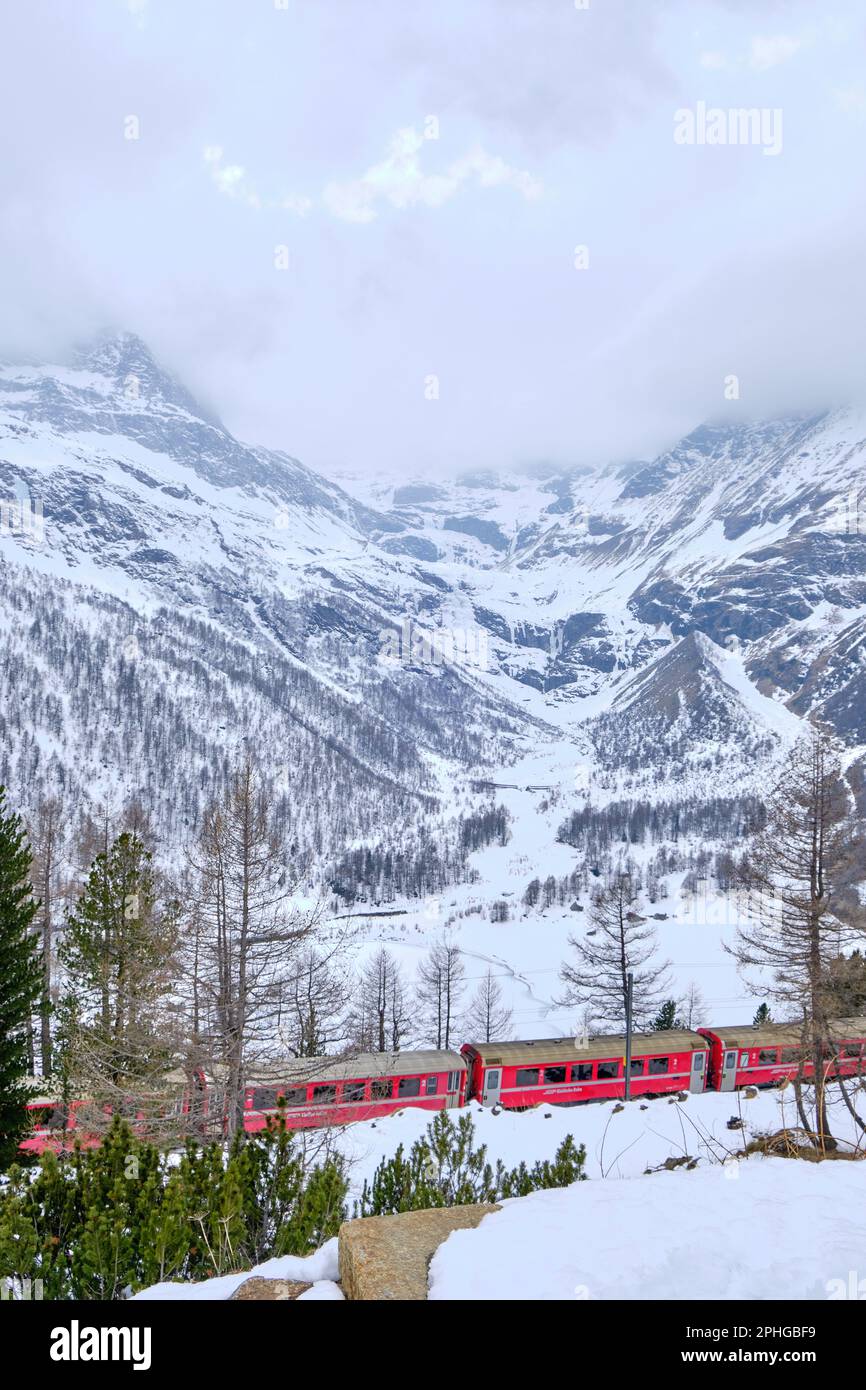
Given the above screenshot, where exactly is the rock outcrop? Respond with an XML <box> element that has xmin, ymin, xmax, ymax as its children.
<box><xmin>339</xmin><ymin>1204</ymin><xmax>499</xmax><ymax>1300</ymax></box>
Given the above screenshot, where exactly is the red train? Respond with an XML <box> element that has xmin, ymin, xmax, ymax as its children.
<box><xmin>243</xmin><ymin>1050</ymin><xmax>467</xmax><ymax>1132</ymax></box>
<box><xmin>22</xmin><ymin>1016</ymin><xmax>866</xmax><ymax>1152</ymax></box>
<box><xmin>460</xmin><ymin>1016</ymin><xmax>866</xmax><ymax>1109</ymax></box>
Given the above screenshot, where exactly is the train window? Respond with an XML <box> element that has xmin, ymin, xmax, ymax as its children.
<box><xmin>425</xmin><ymin>1075</ymin><xmax>439</xmax><ymax>1095</ymax></box>
<box><xmin>648</xmin><ymin>1056</ymin><xmax>669</xmax><ymax>1075</ymax></box>
<box><xmin>311</xmin><ymin>1085</ymin><xmax>337</xmax><ymax>1105</ymax></box>
<box><xmin>544</xmin><ymin>1066</ymin><xmax>567</xmax><ymax>1084</ymax></box>
<box><xmin>597</xmin><ymin>1061</ymin><xmax>619</xmax><ymax>1080</ymax></box>
<box><xmin>841</xmin><ymin>1045</ymin><xmax>862</xmax><ymax>1059</ymax></box>
<box><xmin>398</xmin><ymin>1077</ymin><xmax>421</xmax><ymax>1099</ymax></box>
<box><xmin>629</xmin><ymin>1059</ymin><xmax>644</xmax><ymax>1076</ymax></box>
<box><xmin>252</xmin><ymin>1087</ymin><xmax>279</xmax><ymax>1110</ymax></box>
<box><xmin>780</xmin><ymin>1049</ymin><xmax>799</xmax><ymax>1064</ymax></box>
<box><xmin>282</xmin><ymin>1087</ymin><xmax>308</xmax><ymax>1107</ymax></box>
<box><xmin>371</xmin><ymin>1079</ymin><xmax>393</xmax><ymax>1100</ymax></box>
<box><xmin>515</xmin><ymin>1068</ymin><xmax>540</xmax><ymax>1087</ymax></box>
<box><xmin>572</xmin><ymin>1063</ymin><xmax>593</xmax><ymax>1081</ymax></box>
<box><xmin>693</xmin><ymin>1053</ymin><xmax>705</xmax><ymax>1071</ymax></box>
<box><xmin>485</xmin><ymin>1070</ymin><xmax>500</xmax><ymax>1089</ymax></box>
<box><xmin>447</xmin><ymin>1071</ymin><xmax>460</xmax><ymax>1091</ymax></box>
<box><xmin>28</xmin><ymin>1106</ymin><xmax>50</xmax><ymax>1130</ymax></box>
<box><xmin>758</xmin><ymin>1050</ymin><xmax>778</xmax><ymax>1065</ymax></box>
<box><xmin>343</xmin><ymin>1081</ymin><xmax>366</xmax><ymax>1102</ymax></box>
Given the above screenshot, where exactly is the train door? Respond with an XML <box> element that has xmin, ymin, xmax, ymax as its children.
<box><xmin>720</xmin><ymin>1049</ymin><xmax>737</xmax><ymax>1092</ymax></box>
<box><xmin>481</xmin><ymin>1067</ymin><xmax>501</xmax><ymax>1107</ymax></box>
<box><xmin>690</xmin><ymin>1050</ymin><xmax>707</xmax><ymax>1093</ymax></box>
<box><xmin>446</xmin><ymin>1070</ymin><xmax>463</xmax><ymax>1109</ymax></box>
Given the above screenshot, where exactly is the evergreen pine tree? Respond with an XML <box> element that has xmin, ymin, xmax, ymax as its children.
<box><xmin>652</xmin><ymin>999</ymin><xmax>681</xmax><ymax>1031</ymax></box>
<box><xmin>58</xmin><ymin>832</ymin><xmax>178</xmax><ymax>1107</ymax></box>
<box><xmin>0</xmin><ymin>787</ymin><xmax>41</xmax><ymax>1170</ymax></box>
<box><xmin>752</xmin><ymin>1002</ymin><xmax>773</xmax><ymax>1026</ymax></box>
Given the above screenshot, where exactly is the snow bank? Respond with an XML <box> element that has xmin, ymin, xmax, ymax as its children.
<box><xmin>130</xmin><ymin>1238</ymin><xmax>342</xmax><ymax>1301</ymax></box>
<box><xmin>336</xmin><ymin>1086</ymin><xmax>866</xmax><ymax>1199</ymax></box>
<box><xmin>429</xmin><ymin>1157</ymin><xmax>866</xmax><ymax>1300</ymax></box>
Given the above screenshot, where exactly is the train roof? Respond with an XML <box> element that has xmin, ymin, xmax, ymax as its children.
<box><xmin>245</xmin><ymin>1049</ymin><xmax>467</xmax><ymax>1085</ymax></box>
<box><xmin>702</xmin><ymin>1016</ymin><xmax>866</xmax><ymax>1050</ymax></box>
<box><xmin>464</xmin><ymin>1030</ymin><xmax>709</xmax><ymax>1065</ymax></box>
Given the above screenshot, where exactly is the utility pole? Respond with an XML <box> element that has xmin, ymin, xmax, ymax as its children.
<box><xmin>624</xmin><ymin>971</ymin><xmax>634</xmax><ymax>1102</ymax></box>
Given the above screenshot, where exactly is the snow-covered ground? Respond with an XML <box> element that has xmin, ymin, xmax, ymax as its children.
<box><xmin>429</xmin><ymin>1157</ymin><xmax>866</xmax><ymax>1301</ymax></box>
<box><xmin>131</xmin><ymin>1242</ymin><xmax>343</xmax><ymax>1302</ymax></box>
<box><xmin>132</xmin><ymin>1084</ymin><xmax>866</xmax><ymax>1300</ymax></box>
<box><xmin>345</xmin><ymin>876</ymin><xmax>761</xmax><ymax>1040</ymax></box>
<box><xmin>334</xmin><ymin>1086</ymin><xmax>866</xmax><ymax>1195</ymax></box>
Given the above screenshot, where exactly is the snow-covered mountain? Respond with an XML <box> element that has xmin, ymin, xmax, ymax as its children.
<box><xmin>2</xmin><ymin>332</ymin><xmax>865</xmax><ymax>896</ymax></box>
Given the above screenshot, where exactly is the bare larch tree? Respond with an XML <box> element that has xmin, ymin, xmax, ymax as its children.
<box><xmin>417</xmin><ymin>938</ymin><xmax>466</xmax><ymax>1049</ymax></box>
<box><xmin>185</xmin><ymin>759</ymin><xmax>316</xmax><ymax>1135</ymax></box>
<box><xmin>463</xmin><ymin>966</ymin><xmax>512</xmax><ymax>1043</ymax></box>
<box><xmin>557</xmin><ymin>872</ymin><xmax>671</xmax><ymax>1031</ymax></box>
<box><xmin>347</xmin><ymin>947</ymin><xmax>410</xmax><ymax>1054</ymax></box>
<box><xmin>28</xmin><ymin>795</ymin><xmax>67</xmax><ymax>1078</ymax></box>
<box><xmin>728</xmin><ymin>723</ymin><xmax>864</xmax><ymax>1150</ymax></box>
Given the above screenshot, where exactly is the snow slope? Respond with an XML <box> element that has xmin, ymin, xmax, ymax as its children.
<box><xmin>429</xmin><ymin>1157</ymin><xmax>866</xmax><ymax>1301</ymax></box>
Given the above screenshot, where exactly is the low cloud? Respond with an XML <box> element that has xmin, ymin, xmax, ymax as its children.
<box><xmin>203</xmin><ymin>127</ymin><xmax>541</xmax><ymax>225</ymax></box>
<box><xmin>748</xmin><ymin>34</ymin><xmax>803</xmax><ymax>71</ymax></box>
<box><xmin>322</xmin><ymin>130</ymin><xmax>542</xmax><ymax>223</ymax></box>
<box><xmin>203</xmin><ymin>147</ymin><xmax>312</xmax><ymax>215</ymax></box>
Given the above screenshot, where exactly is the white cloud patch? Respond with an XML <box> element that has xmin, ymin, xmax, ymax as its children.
<box><xmin>699</xmin><ymin>51</ymin><xmax>728</xmax><ymax>71</ymax></box>
<box><xmin>748</xmin><ymin>34</ymin><xmax>802</xmax><ymax>71</ymax></box>
<box><xmin>203</xmin><ymin>147</ymin><xmax>312</xmax><ymax>216</ymax></box>
<box><xmin>204</xmin><ymin>129</ymin><xmax>540</xmax><ymax>224</ymax></box>
<box><xmin>322</xmin><ymin>126</ymin><xmax>542</xmax><ymax>224</ymax></box>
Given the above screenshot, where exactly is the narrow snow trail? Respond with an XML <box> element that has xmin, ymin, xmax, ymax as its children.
<box><xmin>377</xmin><ymin>933</ymin><xmax>560</xmax><ymax>1026</ymax></box>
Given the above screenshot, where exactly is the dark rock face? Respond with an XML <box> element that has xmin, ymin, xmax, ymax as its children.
<box><xmin>380</xmin><ymin>534</ymin><xmax>440</xmax><ymax>562</ymax></box>
<box><xmin>442</xmin><ymin>515</ymin><xmax>509</xmax><ymax>551</ymax></box>
<box><xmin>392</xmin><ymin>483</ymin><xmax>446</xmax><ymax>505</ymax></box>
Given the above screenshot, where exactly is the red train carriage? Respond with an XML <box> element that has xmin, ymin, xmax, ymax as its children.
<box><xmin>699</xmin><ymin>1016</ymin><xmax>866</xmax><ymax>1092</ymax></box>
<box><xmin>243</xmin><ymin>1049</ymin><xmax>467</xmax><ymax>1132</ymax></box>
<box><xmin>462</xmin><ymin>1030</ymin><xmax>710</xmax><ymax>1109</ymax></box>
<box><xmin>21</xmin><ymin>1068</ymin><xmax>210</xmax><ymax>1154</ymax></box>
<box><xmin>21</xmin><ymin>1097</ymin><xmax>99</xmax><ymax>1155</ymax></box>
<box><xmin>21</xmin><ymin>1015</ymin><xmax>866</xmax><ymax>1155</ymax></box>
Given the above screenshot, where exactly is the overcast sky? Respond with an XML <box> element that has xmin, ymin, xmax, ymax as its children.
<box><xmin>2</xmin><ymin>0</ymin><xmax>866</xmax><ymax>479</ymax></box>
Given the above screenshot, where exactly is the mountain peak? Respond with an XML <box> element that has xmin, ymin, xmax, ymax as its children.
<box><xmin>71</xmin><ymin>330</ymin><xmax>221</xmax><ymax>426</ymax></box>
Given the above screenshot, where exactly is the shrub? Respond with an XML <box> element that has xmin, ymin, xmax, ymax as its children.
<box><xmin>357</xmin><ymin>1111</ymin><xmax>586</xmax><ymax>1216</ymax></box>
<box><xmin>0</xmin><ymin>1114</ymin><xmax>347</xmax><ymax>1300</ymax></box>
